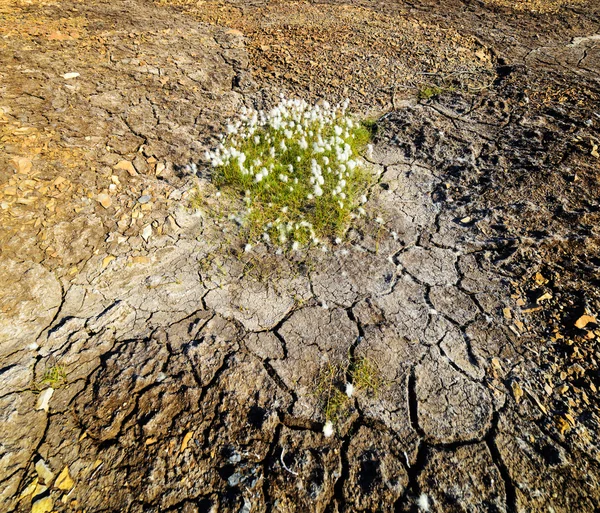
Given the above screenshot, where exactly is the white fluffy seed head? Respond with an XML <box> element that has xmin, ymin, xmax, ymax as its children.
<box><xmin>417</xmin><ymin>494</ymin><xmax>430</xmax><ymax>512</ymax></box>
<box><xmin>345</xmin><ymin>383</ymin><xmax>354</xmax><ymax>397</ymax></box>
<box><xmin>209</xmin><ymin>97</ymin><xmax>372</xmax><ymax>250</ymax></box>
<box><xmin>322</xmin><ymin>421</ymin><xmax>334</xmax><ymax>438</ymax></box>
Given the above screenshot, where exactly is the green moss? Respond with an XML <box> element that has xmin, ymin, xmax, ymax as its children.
<box><xmin>312</xmin><ymin>355</ymin><xmax>386</xmax><ymax>422</ymax></box>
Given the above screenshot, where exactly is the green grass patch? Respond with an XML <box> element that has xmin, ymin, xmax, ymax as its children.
<box><xmin>350</xmin><ymin>356</ymin><xmax>384</xmax><ymax>397</ymax></box>
<box><xmin>206</xmin><ymin>98</ymin><xmax>373</xmax><ymax>251</ymax></box>
<box><xmin>313</xmin><ymin>355</ymin><xmax>385</xmax><ymax>424</ymax></box>
<box><xmin>418</xmin><ymin>85</ymin><xmax>444</xmax><ymax>100</ymax></box>
<box><xmin>34</xmin><ymin>364</ymin><xmax>68</xmax><ymax>391</ymax></box>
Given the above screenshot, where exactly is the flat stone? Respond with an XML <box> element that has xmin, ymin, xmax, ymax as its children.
<box><xmin>97</xmin><ymin>193</ymin><xmax>112</xmax><ymax>208</ymax></box>
<box><xmin>114</xmin><ymin>160</ymin><xmax>137</xmax><ymax>176</ymax></box>
<box><xmin>35</xmin><ymin>388</ymin><xmax>54</xmax><ymax>412</ymax></box>
<box><xmin>415</xmin><ymin>348</ymin><xmax>494</xmax><ymax>444</ymax></box>
<box><xmin>35</xmin><ymin>458</ymin><xmax>55</xmax><ymax>484</ymax></box>
<box><xmin>418</xmin><ymin>443</ymin><xmax>506</xmax><ymax>512</ymax></box>
<box><xmin>344</xmin><ymin>426</ymin><xmax>408</xmax><ymax>511</ymax></box>
<box><xmin>398</xmin><ymin>246</ymin><xmax>458</xmax><ymax>286</ymax></box>
<box><xmin>55</xmin><ymin>466</ymin><xmax>74</xmax><ymax>491</ymax></box>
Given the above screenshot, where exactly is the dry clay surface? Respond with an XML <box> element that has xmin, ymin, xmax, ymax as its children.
<box><xmin>1</xmin><ymin>0</ymin><xmax>600</xmax><ymax>512</ymax></box>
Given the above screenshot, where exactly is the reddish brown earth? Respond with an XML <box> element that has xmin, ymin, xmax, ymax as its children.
<box><xmin>1</xmin><ymin>0</ymin><xmax>599</xmax><ymax>511</ymax></box>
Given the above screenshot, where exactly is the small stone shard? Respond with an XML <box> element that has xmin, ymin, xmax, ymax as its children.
<box><xmin>18</xmin><ymin>478</ymin><xmax>38</xmax><ymax>499</ymax></box>
<box><xmin>555</xmin><ymin>415</ymin><xmax>571</xmax><ymax>434</ymax></box>
<box><xmin>102</xmin><ymin>255</ymin><xmax>115</xmax><ymax>268</ymax></box>
<box><xmin>511</xmin><ymin>381</ymin><xmax>523</xmax><ymax>403</ymax></box>
<box><xmin>35</xmin><ymin>388</ymin><xmax>54</xmax><ymax>412</ymax></box>
<box><xmin>575</xmin><ymin>314</ymin><xmax>596</xmax><ymax>329</ymax></box>
<box><xmin>114</xmin><ymin>160</ymin><xmax>137</xmax><ymax>176</ymax></box>
<box><xmin>55</xmin><ymin>466</ymin><xmax>74</xmax><ymax>491</ymax></box>
<box><xmin>48</xmin><ymin>31</ymin><xmax>72</xmax><ymax>41</ymax></box>
<box><xmin>12</xmin><ymin>157</ymin><xmax>32</xmax><ymax>174</ymax></box>
<box><xmin>131</xmin><ymin>256</ymin><xmax>150</xmax><ymax>264</ymax></box>
<box><xmin>141</xmin><ymin>224</ymin><xmax>152</xmax><ymax>242</ymax></box>
<box><xmin>97</xmin><ymin>193</ymin><xmax>112</xmax><ymax>208</ymax></box>
<box><xmin>180</xmin><ymin>431</ymin><xmax>193</xmax><ymax>452</ymax></box>
<box><xmin>31</xmin><ymin>496</ymin><xmax>53</xmax><ymax>513</ymax></box>
<box><xmin>62</xmin><ymin>72</ymin><xmax>80</xmax><ymax>79</ymax></box>
<box><xmin>35</xmin><ymin>459</ymin><xmax>54</xmax><ymax>485</ymax></box>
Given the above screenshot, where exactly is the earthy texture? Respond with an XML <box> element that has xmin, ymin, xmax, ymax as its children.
<box><xmin>1</xmin><ymin>0</ymin><xmax>599</xmax><ymax>511</ymax></box>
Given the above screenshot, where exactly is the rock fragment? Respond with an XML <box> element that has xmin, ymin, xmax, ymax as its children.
<box><xmin>97</xmin><ymin>193</ymin><xmax>112</xmax><ymax>208</ymax></box>
<box><xmin>35</xmin><ymin>388</ymin><xmax>54</xmax><ymax>412</ymax></box>
<box><xmin>55</xmin><ymin>466</ymin><xmax>74</xmax><ymax>491</ymax></box>
<box><xmin>114</xmin><ymin>160</ymin><xmax>137</xmax><ymax>176</ymax></box>
<box><xmin>34</xmin><ymin>459</ymin><xmax>54</xmax><ymax>485</ymax></box>
<box><xmin>31</xmin><ymin>497</ymin><xmax>53</xmax><ymax>513</ymax></box>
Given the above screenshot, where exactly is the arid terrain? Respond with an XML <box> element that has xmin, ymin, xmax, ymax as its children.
<box><xmin>1</xmin><ymin>0</ymin><xmax>599</xmax><ymax>511</ymax></box>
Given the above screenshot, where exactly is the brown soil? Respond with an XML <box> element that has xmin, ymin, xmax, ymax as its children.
<box><xmin>1</xmin><ymin>0</ymin><xmax>600</xmax><ymax>511</ymax></box>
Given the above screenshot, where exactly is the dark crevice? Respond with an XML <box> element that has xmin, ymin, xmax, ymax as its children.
<box><xmin>262</xmin><ymin>359</ymin><xmax>298</xmax><ymax>412</ymax></box>
<box><xmin>485</xmin><ymin>413</ymin><xmax>518</xmax><ymax>513</ymax></box>
<box><xmin>394</xmin><ymin>440</ymin><xmax>428</xmax><ymax>513</ymax></box>
<box><xmin>407</xmin><ymin>369</ymin><xmax>425</xmax><ymax>439</ymax></box>
<box><xmin>326</xmin><ymin>416</ymin><xmax>363</xmax><ymax>513</ymax></box>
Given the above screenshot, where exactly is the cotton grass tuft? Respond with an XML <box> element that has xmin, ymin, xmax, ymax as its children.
<box><xmin>206</xmin><ymin>98</ymin><xmax>372</xmax><ymax>251</ymax></box>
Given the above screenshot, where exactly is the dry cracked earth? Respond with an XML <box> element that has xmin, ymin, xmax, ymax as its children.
<box><xmin>1</xmin><ymin>0</ymin><xmax>600</xmax><ymax>511</ymax></box>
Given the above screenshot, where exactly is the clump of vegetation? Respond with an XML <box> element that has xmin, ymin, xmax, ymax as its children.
<box><xmin>418</xmin><ymin>85</ymin><xmax>444</xmax><ymax>100</ymax></box>
<box><xmin>34</xmin><ymin>364</ymin><xmax>68</xmax><ymax>391</ymax></box>
<box><xmin>205</xmin><ymin>97</ymin><xmax>373</xmax><ymax>251</ymax></box>
<box><xmin>314</xmin><ymin>355</ymin><xmax>385</xmax><ymax>437</ymax></box>
<box><xmin>314</xmin><ymin>362</ymin><xmax>351</xmax><ymax>424</ymax></box>
<box><xmin>349</xmin><ymin>356</ymin><xmax>385</xmax><ymax>397</ymax></box>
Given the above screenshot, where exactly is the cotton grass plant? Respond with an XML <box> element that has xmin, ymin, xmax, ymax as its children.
<box><xmin>205</xmin><ymin>97</ymin><xmax>373</xmax><ymax>252</ymax></box>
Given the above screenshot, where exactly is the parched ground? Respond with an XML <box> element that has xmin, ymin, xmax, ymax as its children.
<box><xmin>1</xmin><ymin>0</ymin><xmax>599</xmax><ymax>511</ymax></box>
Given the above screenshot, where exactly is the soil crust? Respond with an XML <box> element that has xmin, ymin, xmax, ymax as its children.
<box><xmin>1</xmin><ymin>0</ymin><xmax>599</xmax><ymax>511</ymax></box>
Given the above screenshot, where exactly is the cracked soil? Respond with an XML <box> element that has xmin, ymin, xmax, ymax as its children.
<box><xmin>1</xmin><ymin>0</ymin><xmax>600</xmax><ymax>511</ymax></box>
